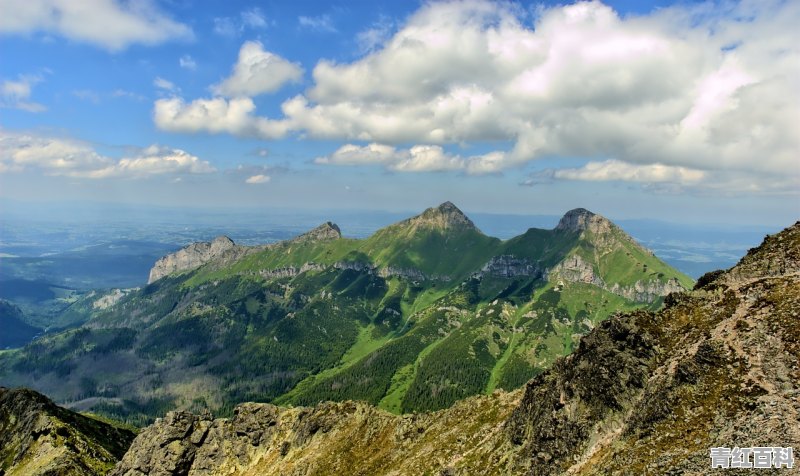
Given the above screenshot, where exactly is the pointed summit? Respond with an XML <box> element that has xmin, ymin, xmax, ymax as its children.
<box><xmin>292</xmin><ymin>221</ymin><xmax>342</xmax><ymax>243</ymax></box>
<box><xmin>555</xmin><ymin>208</ymin><xmax>613</xmax><ymax>234</ymax></box>
<box><xmin>410</xmin><ymin>201</ymin><xmax>479</xmax><ymax>232</ymax></box>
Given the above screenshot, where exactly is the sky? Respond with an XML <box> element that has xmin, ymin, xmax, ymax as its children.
<box><xmin>0</xmin><ymin>0</ymin><xmax>798</xmax><ymax>226</ymax></box>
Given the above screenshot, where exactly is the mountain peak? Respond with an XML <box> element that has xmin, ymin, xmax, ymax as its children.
<box><xmin>292</xmin><ymin>221</ymin><xmax>342</xmax><ymax>243</ymax></box>
<box><xmin>412</xmin><ymin>201</ymin><xmax>478</xmax><ymax>232</ymax></box>
<box><xmin>555</xmin><ymin>208</ymin><xmax>612</xmax><ymax>234</ymax></box>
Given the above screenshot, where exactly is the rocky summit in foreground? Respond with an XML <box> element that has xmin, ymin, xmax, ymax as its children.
<box><xmin>0</xmin><ymin>387</ymin><xmax>136</xmax><ymax>476</ymax></box>
<box><xmin>110</xmin><ymin>222</ymin><xmax>800</xmax><ymax>475</ymax></box>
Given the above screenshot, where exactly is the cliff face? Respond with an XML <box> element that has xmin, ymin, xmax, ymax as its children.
<box><xmin>112</xmin><ymin>222</ymin><xmax>800</xmax><ymax>475</ymax></box>
<box><xmin>147</xmin><ymin>236</ymin><xmax>241</xmax><ymax>284</ymax></box>
<box><xmin>0</xmin><ymin>387</ymin><xmax>136</xmax><ymax>476</ymax></box>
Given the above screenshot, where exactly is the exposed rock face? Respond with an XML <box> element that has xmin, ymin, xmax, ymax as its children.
<box><xmin>113</xmin><ymin>222</ymin><xmax>800</xmax><ymax>476</ymax></box>
<box><xmin>147</xmin><ymin>236</ymin><xmax>240</xmax><ymax>284</ymax></box>
<box><xmin>555</xmin><ymin>208</ymin><xmax>652</xmax><ymax>255</ymax></box>
<box><xmin>111</xmin><ymin>394</ymin><xmax>521</xmax><ymax>476</ymax></box>
<box><xmin>607</xmin><ymin>277</ymin><xmax>684</xmax><ymax>303</ymax></box>
<box><xmin>0</xmin><ymin>387</ymin><xmax>135</xmax><ymax>476</ymax></box>
<box><xmin>479</xmin><ymin>255</ymin><xmax>543</xmax><ymax>279</ymax></box>
<box><xmin>555</xmin><ymin>208</ymin><xmax>612</xmax><ymax>235</ymax></box>
<box><xmin>289</xmin><ymin>221</ymin><xmax>342</xmax><ymax>243</ymax></box>
<box><xmin>405</xmin><ymin>201</ymin><xmax>479</xmax><ymax>232</ymax></box>
<box><xmin>548</xmin><ymin>254</ymin><xmax>604</xmax><ymax>287</ymax></box>
<box><xmin>259</xmin><ymin>263</ymin><xmax>326</xmax><ymax>279</ymax></box>
<box><xmin>255</xmin><ymin>260</ymin><xmax>451</xmax><ymax>283</ymax></box>
<box><xmin>549</xmin><ymin>254</ymin><xmax>685</xmax><ymax>303</ymax></box>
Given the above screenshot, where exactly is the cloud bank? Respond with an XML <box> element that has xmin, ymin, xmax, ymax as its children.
<box><xmin>154</xmin><ymin>0</ymin><xmax>799</xmax><ymax>192</ymax></box>
<box><xmin>0</xmin><ymin>131</ymin><xmax>214</xmax><ymax>178</ymax></box>
<box><xmin>0</xmin><ymin>0</ymin><xmax>192</xmax><ymax>50</ymax></box>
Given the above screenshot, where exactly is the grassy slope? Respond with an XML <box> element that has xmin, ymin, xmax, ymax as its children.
<box><xmin>0</xmin><ymin>209</ymin><xmax>696</xmax><ymax>422</ymax></box>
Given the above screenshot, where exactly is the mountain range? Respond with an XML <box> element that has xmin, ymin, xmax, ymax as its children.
<box><xmin>2</xmin><ymin>219</ymin><xmax>797</xmax><ymax>475</ymax></box>
<box><xmin>0</xmin><ymin>203</ymin><xmax>691</xmax><ymax>425</ymax></box>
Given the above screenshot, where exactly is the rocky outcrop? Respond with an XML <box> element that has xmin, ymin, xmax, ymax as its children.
<box><xmin>478</xmin><ymin>255</ymin><xmax>543</xmax><ymax>279</ymax></box>
<box><xmin>556</xmin><ymin>208</ymin><xmax>652</xmax><ymax>255</ymax></box>
<box><xmin>288</xmin><ymin>221</ymin><xmax>342</xmax><ymax>244</ymax></box>
<box><xmin>607</xmin><ymin>277</ymin><xmax>684</xmax><ymax>303</ymax></box>
<box><xmin>259</xmin><ymin>262</ymin><xmax>326</xmax><ymax>279</ymax></box>
<box><xmin>0</xmin><ymin>387</ymin><xmax>135</xmax><ymax>476</ymax></box>
<box><xmin>111</xmin><ymin>395</ymin><xmax>521</xmax><ymax>476</ymax></box>
<box><xmin>255</xmin><ymin>260</ymin><xmax>449</xmax><ymax>282</ymax></box>
<box><xmin>549</xmin><ymin>253</ymin><xmax>685</xmax><ymax>303</ymax></box>
<box><xmin>555</xmin><ymin>208</ymin><xmax>613</xmax><ymax>235</ymax></box>
<box><xmin>147</xmin><ymin>236</ymin><xmax>242</xmax><ymax>284</ymax></box>
<box><xmin>403</xmin><ymin>201</ymin><xmax>480</xmax><ymax>232</ymax></box>
<box><xmin>547</xmin><ymin>254</ymin><xmax>604</xmax><ymax>287</ymax></box>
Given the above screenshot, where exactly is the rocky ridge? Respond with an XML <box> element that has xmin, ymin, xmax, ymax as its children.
<box><xmin>401</xmin><ymin>201</ymin><xmax>480</xmax><ymax>232</ymax></box>
<box><xmin>112</xmin><ymin>222</ymin><xmax>800</xmax><ymax>475</ymax></box>
<box><xmin>147</xmin><ymin>223</ymin><xmax>343</xmax><ymax>284</ymax></box>
<box><xmin>0</xmin><ymin>387</ymin><xmax>136</xmax><ymax>476</ymax></box>
<box><xmin>147</xmin><ymin>236</ymin><xmax>244</xmax><ymax>284</ymax></box>
<box><xmin>550</xmin><ymin>253</ymin><xmax>684</xmax><ymax>302</ymax></box>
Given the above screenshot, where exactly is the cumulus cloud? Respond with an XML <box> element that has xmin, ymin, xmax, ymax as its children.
<box><xmin>212</xmin><ymin>41</ymin><xmax>303</xmax><ymax>97</ymax></box>
<box><xmin>155</xmin><ymin>0</ymin><xmax>799</xmax><ymax>192</ymax></box>
<box><xmin>0</xmin><ymin>0</ymin><xmax>192</xmax><ymax>51</ymax></box>
<box><xmin>316</xmin><ymin>143</ymin><xmax>499</xmax><ymax>173</ymax></box>
<box><xmin>153</xmin><ymin>96</ymin><xmax>289</xmax><ymax>138</ymax></box>
<box><xmin>548</xmin><ymin>159</ymin><xmax>706</xmax><ymax>183</ymax></box>
<box><xmin>0</xmin><ymin>130</ymin><xmax>214</xmax><ymax>178</ymax></box>
<box><xmin>245</xmin><ymin>174</ymin><xmax>270</xmax><ymax>184</ymax></box>
<box><xmin>1</xmin><ymin>74</ymin><xmax>46</xmax><ymax>112</ymax></box>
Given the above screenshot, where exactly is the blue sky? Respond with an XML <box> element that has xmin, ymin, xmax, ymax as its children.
<box><xmin>0</xmin><ymin>0</ymin><xmax>798</xmax><ymax>226</ymax></box>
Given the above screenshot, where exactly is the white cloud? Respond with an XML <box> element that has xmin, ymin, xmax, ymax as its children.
<box><xmin>153</xmin><ymin>76</ymin><xmax>178</xmax><ymax>93</ymax></box>
<box><xmin>298</xmin><ymin>14</ymin><xmax>336</xmax><ymax>33</ymax></box>
<box><xmin>0</xmin><ymin>0</ymin><xmax>192</xmax><ymax>51</ymax></box>
<box><xmin>356</xmin><ymin>15</ymin><xmax>394</xmax><ymax>54</ymax></box>
<box><xmin>0</xmin><ymin>130</ymin><xmax>214</xmax><ymax>178</ymax></box>
<box><xmin>241</xmin><ymin>8</ymin><xmax>267</xmax><ymax>29</ymax></box>
<box><xmin>213</xmin><ymin>7</ymin><xmax>269</xmax><ymax>37</ymax></box>
<box><xmin>548</xmin><ymin>159</ymin><xmax>706</xmax><ymax>183</ymax></box>
<box><xmin>153</xmin><ymin>96</ymin><xmax>289</xmax><ymax>138</ymax></box>
<box><xmin>212</xmin><ymin>41</ymin><xmax>303</xmax><ymax>97</ymax></box>
<box><xmin>179</xmin><ymin>55</ymin><xmax>197</xmax><ymax>70</ymax></box>
<box><xmin>1</xmin><ymin>74</ymin><xmax>46</xmax><ymax>112</ymax></box>
<box><xmin>245</xmin><ymin>174</ymin><xmax>270</xmax><ymax>184</ymax></box>
<box><xmin>155</xmin><ymin>0</ymin><xmax>800</xmax><ymax>192</ymax></box>
<box><xmin>316</xmin><ymin>143</ymin><xmax>494</xmax><ymax>173</ymax></box>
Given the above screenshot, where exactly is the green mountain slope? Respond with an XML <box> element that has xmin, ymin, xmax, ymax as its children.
<box><xmin>0</xmin><ymin>203</ymin><xmax>692</xmax><ymax>424</ymax></box>
<box><xmin>110</xmin><ymin>221</ymin><xmax>800</xmax><ymax>476</ymax></box>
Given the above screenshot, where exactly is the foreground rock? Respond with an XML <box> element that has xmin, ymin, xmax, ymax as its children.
<box><xmin>113</xmin><ymin>223</ymin><xmax>800</xmax><ymax>474</ymax></box>
<box><xmin>0</xmin><ymin>387</ymin><xmax>136</xmax><ymax>476</ymax></box>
